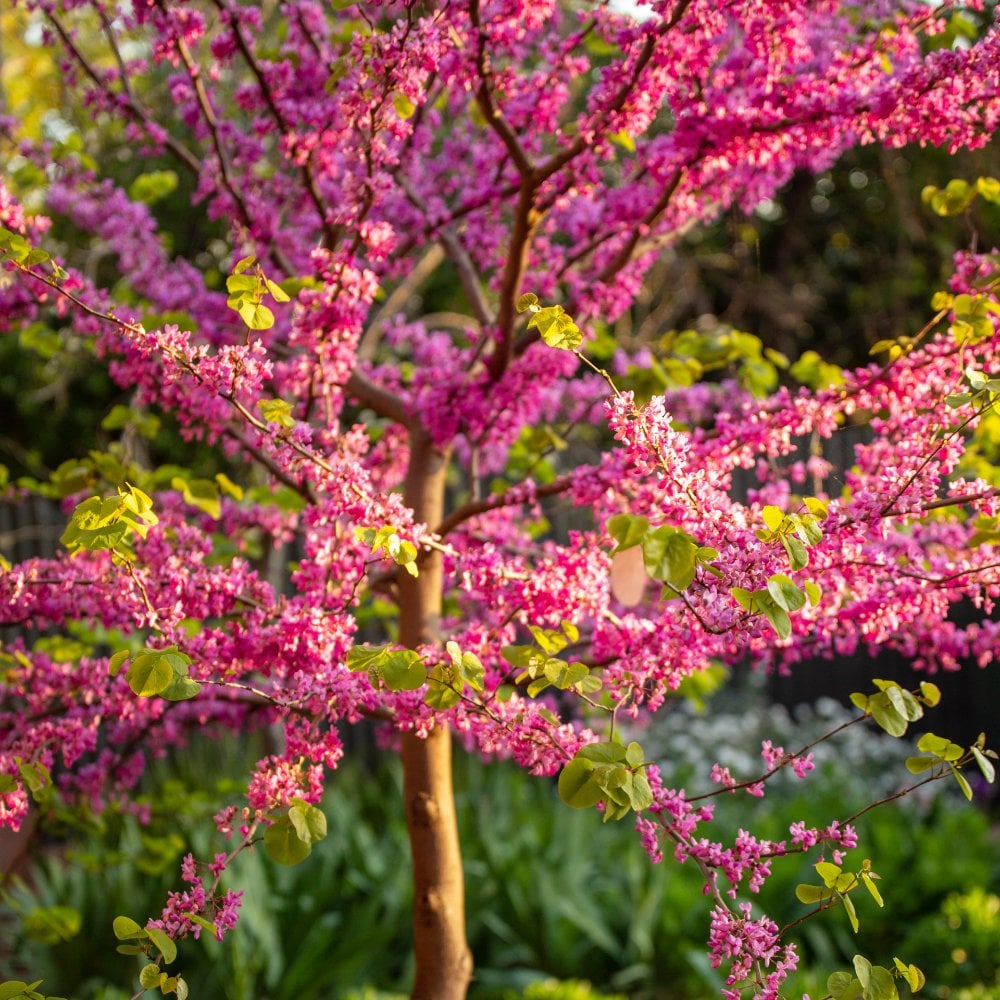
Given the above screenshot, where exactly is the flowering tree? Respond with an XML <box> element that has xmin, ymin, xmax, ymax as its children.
<box><xmin>1</xmin><ymin>1</ymin><xmax>999</xmax><ymax>998</ymax></box>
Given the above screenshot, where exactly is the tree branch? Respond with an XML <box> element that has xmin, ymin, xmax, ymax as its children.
<box><xmin>45</xmin><ymin>12</ymin><xmax>203</xmax><ymax>176</ymax></box>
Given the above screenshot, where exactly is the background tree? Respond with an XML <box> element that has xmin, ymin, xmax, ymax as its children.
<box><xmin>1</xmin><ymin>3</ymin><xmax>998</xmax><ymax>1000</ymax></box>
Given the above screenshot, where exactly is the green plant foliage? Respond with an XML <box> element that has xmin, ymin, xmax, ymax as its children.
<box><xmin>795</xmin><ymin>859</ymin><xmax>884</xmax><ymax>934</ymax></box>
<box><xmin>558</xmin><ymin>742</ymin><xmax>653</xmax><ymax>822</ymax></box>
<box><xmin>848</xmin><ymin>679</ymin><xmax>938</xmax><ymax>738</ymax></box>
<box><xmin>346</xmin><ymin>644</ymin><xmax>426</xmax><ymax>692</ymax></box>
<box><xmin>426</xmin><ymin>641</ymin><xmax>486</xmax><ymax>710</ymax></box>
<box><xmin>255</xmin><ymin>397</ymin><xmax>296</xmax><ymax>429</ymax></box>
<box><xmin>110</xmin><ymin>646</ymin><xmax>200</xmax><ymax>702</ymax></box>
<box><xmin>515</xmin><ymin>294</ymin><xmax>583</xmax><ymax>351</ymax></box>
<box><xmin>264</xmin><ymin>799</ymin><xmax>329</xmax><ymax>866</ymax></box>
<box><xmin>730</xmin><ymin>572</ymin><xmax>820</xmax><ymax>639</ymax></box>
<box><xmin>606</xmin><ymin>514</ymin><xmax>719</xmax><ymax>594</ymax></box>
<box><xmin>824</xmin><ymin>953</ymin><xmax>922</xmax><ymax>1000</ymax></box>
<box><xmin>225</xmin><ymin>255</ymin><xmax>290</xmax><ymax>330</ymax></box>
<box><xmin>754</xmin><ymin>499</ymin><xmax>828</xmax><ymax>571</ymax></box>
<box><xmin>60</xmin><ymin>485</ymin><xmax>158</xmax><ymax>563</ymax></box>
<box><xmin>3</xmin><ymin>676</ymin><xmax>997</xmax><ymax>1000</ymax></box>
<box><xmin>507</xmin><ymin>980</ymin><xmax>627</xmax><ymax>1000</ymax></box>
<box><xmin>0</xmin><ymin>981</ymin><xmax>67</xmax><ymax>1000</ymax></box>
<box><xmin>655</xmin><ymin>326</ymin><xmax>788</xmax><ymax>398</ymax></box>
<box><xmin>127</xmin><ymin>171</ymin><xmax>179</xmax><ymax>206</ymax></box>
<box><xmin>354</xmin><ymin>525</ymin><xmax>420</xmax><ymax>577</ymax></box>
<box><xmin>501</xmin><ymin>621</ymin><xmax>600</xmax><ymax>699</ymax></box>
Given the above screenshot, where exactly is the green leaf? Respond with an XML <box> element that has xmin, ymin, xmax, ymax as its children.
<box><xmin>762</xmin><ymin>505</ymin><xmax>784</xmax><ymax>532</ymax></box>
<box><xmin>730</xmin><ymin>587</ymin><xmax>754</xmax><ymax>611</ymax></box>
<box><xmin>971</xmin><ymin>746</ymin><xmax>996</xmax><ymax>783</ymax></box>
<box><xmin>257</xmin><ymin>398</ymin><xmax>295</xmax><ymax>429</ymax></box>
<box><xmin>425</xmin><ymin>665</ymin><xmax>462</xmax><ymax>709</ymax></box>
<box><xmin>0</xmin><ymin>985</ymin><xmax>33</xmax><ymax>1000</ymax></box>
<box><xmin>459</xmin><ymin>651</ymin><xmax>485</xmax><ymax>692</ymax></box>
<box><xmin>916</xmin><ymin>732</ymin><xmax>960</xmax><ymax>759</ymax></box>
<box><xmin>816</xmin><ymin>861</ymin><xmax>843</xmax><ymax>886</ymax></box>
<box><xmin>641</xmin><ymin>526</ymin><xmax>697</xmax><ymax>591</ymax></box>
<box><xmin>977</xmin><ymin>176</ymin><xmax>1000</xmax><ymax>203</ymax></box>
<box><xmin>791</xmin><ymin>513</ymin><xmax>823</xmax><ymax>546</ymax></box>
<box><xmin>126</xmin><ymin>653</ymin><xmax>174</xmax><ymax>698</ymax></box>
<box><xmin>171</xmin><ymin>477</ymin><xmax>221</xmax><ymax>520</ymax></box>
<box><xmin>139</xmin><ymin>965</ymin><xmax>162</xmax><ymax>989</ymax></box>
<box><xmin>264</xmin><ymin>815</ymin><xmax>312</xmax><ymax>865</ymax></box>
<box><xmin>949</xmin><ymin>764</ymin><xmax>973</xmax><ymax>801</ymax></box>
<box><xmin>159</xmin><ymin>675</ymin><xmax>201</xmax><ymax>701</ymax></box>
<box><xmin>893</xmin><ymin>959</ymin><xmax>925</xmax><ymax>993</ymax></box>
<box><xmin>869</xmin><ymin>697</ymin><xmax>908</xmax><ymax>737</ymax></box>
<box><xmin>578</xmin><ymin>742</ymin><xmax>628</xmax><ymax>764</ymax></box>
<box><xmin>804</xmin><ymin>580</ymin><xmax>822</xmax><ymax>606</ymax></box>
<box><xmin>346</xmin><ymin>644</ymin><xmax>388</xmax><ymax>672</ymax></box>
<box><xmin>803</xmin><ymin>497</ymin><xmax>829</xmax><ymax>520</ymax></box>
<box><xmin>766</xmin><ymin>573</ymin><xmax>806</xmax><ymax>612</ymax></box>
<box><xmin>529</xmin><ymin>305</ymin><xmax>582</xmax><ymax>350</ymax></box>
<box><xmin>380</xmin><ymin>649</ymin><xmax>426</xmax><ymax>691</ymax></box>
<box><xmin>606</xmin><ymin>513</ymin><xmax>649</xmax><ymax>552</ymax></box>
<box><xmin>860</xmin><ymin>872</ymin><xmax>883</xmax><ymax>907</ymax></box>
<box><xmin>108</xmin><ymin>650</ymin><xmax>130</xmax><ymax>677</ymax></box>
<box><xmin>146</xmin><ymin>926</ymin><xmax>177</xmax><ymax>964</ymax></box>
<box><xmin>828</xmin><ymin>971</ymin><xmax>863</xmax><ymax>1000</ymax></box>
<box><xmin>515</xmin><ymin>293</ymin><xmax>539</xmax><ymax>313</ymax></box>
<box><xmin>780</xmin><ymin>534</ymin><xmax>809</xmax><ymax>570</ymax></box>
<box><xmin>558</xmin><ymin>757</ymin><xmax>603</xmax><ymax>809</ymax></box>
<box><xmin>609</xmin><ymin>129</ymin><xmax>635</xmax><ymax>152</ymax></box>
<box><xmin>905</xmin><ymin>755</ymin><xmax>936</xmax><ymax>774</ymax></box>
<box><xmin>238</xmin><ymin>301</ymin><xmax>274</xmax><ymax>329</ymax></box>
<box><xmin>17</xmin><ymin>760</ymin><xmax>50</xmax><ymax>797</ymax></box>
<box><xmin>866</xmin><ymin>965</ymin><xmax>898</xmax><ymax>1000</ymax></box>
<box><xmin>392</xmin><ymin>91</ymin><xmax>416</xmax><ymax>118</ymax></box>
<box><xmin>112</xmin><ymin>914</ymin><xmax>145</xmax><ymax>938</ymax></box>
<box><xmin>128</xmin><ymin>170</ymin><xmax>178</xmax><ymax>205</ymax></box>
<box><xmin>842</xmin><ymin>892</ymin><xmax>859</xmax><ymax>932</ymax></box>
<box><xmin>544</xmin><ymin>658</ymin><xmax>589</xmax><ymax>689</ymax></box>
<box><xmin>795</xmin><ymin>883</ymin><xmax>826</xmax><ymax>904</ymax></box>
<box><xmin>759</xmin><ymin>598</ymin><xmax>792</xmax><ymax>640</ymax></box>
<box><xmin>288</xmin><ymin>799</ymin><xmax>328</xmax><ymax>845</ymax></box>
<box><xmin>265</xmin><ymin>277</ymin><xmax>290</xmax><ymax>303</ymax></box>
<box><xmin>215</xmin><ymin>472</ymin><xmax>244</xmax><ymax>500</ymax></box>
<box><xmin>627</xmin><ymin>771</ymin><xmax>653</xmax><ymax>811</ymax></box>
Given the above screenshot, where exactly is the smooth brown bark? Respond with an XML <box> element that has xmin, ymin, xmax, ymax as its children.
<box><xmin>398</xmin><ymin>428</ymin><xmax>473</xmax><ymax>1000</ymax></box>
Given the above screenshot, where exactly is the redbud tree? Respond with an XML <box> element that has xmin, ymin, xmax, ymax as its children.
<box><xmin>1</xmin><ymin>2</ymin><xmax>999</xmax><ymax>998</ymax></box>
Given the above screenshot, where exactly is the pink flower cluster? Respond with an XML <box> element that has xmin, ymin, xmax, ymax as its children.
<box><xmin>148</xmin><ymin>853</ymin><xmax>243</xmax><ymax>942</ymax></box>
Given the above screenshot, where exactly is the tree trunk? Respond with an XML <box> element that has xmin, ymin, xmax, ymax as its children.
<box><xmin>398</xmin><ymin>428</ymin><xmax>472</xmax><ymax>1000</ymax></box>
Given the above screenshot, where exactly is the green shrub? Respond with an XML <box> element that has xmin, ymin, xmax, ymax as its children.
<box><xmin>2</xmin><ymin>683</ymin><xmax>997</xmax><ymax>1000</ymax></box>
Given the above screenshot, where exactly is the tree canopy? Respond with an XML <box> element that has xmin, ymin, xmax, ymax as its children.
<box><xmin>1</xmin><ymin>2</ymin><xmax>998</xmax><ymax>999</ymax></box>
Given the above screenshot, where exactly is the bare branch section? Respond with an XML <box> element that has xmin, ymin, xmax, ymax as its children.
<box><xmin>469</xmin><ymin>0</ymin><xmax>534</xmax><ymax>179</ymax></box>
<box><xmin>399</xmin><ymin>176</ymin><xmax>495</xmax><ymax>331</ymax></box>
<box><xmin>435</xmin><ymin>474</ymin><xmax>576</xmax><ymax>537</ymax></box>
<box><xmin>361</xmin><ymin>244</ymin><xmax>447</xmax><ymax>359</ymax></box>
